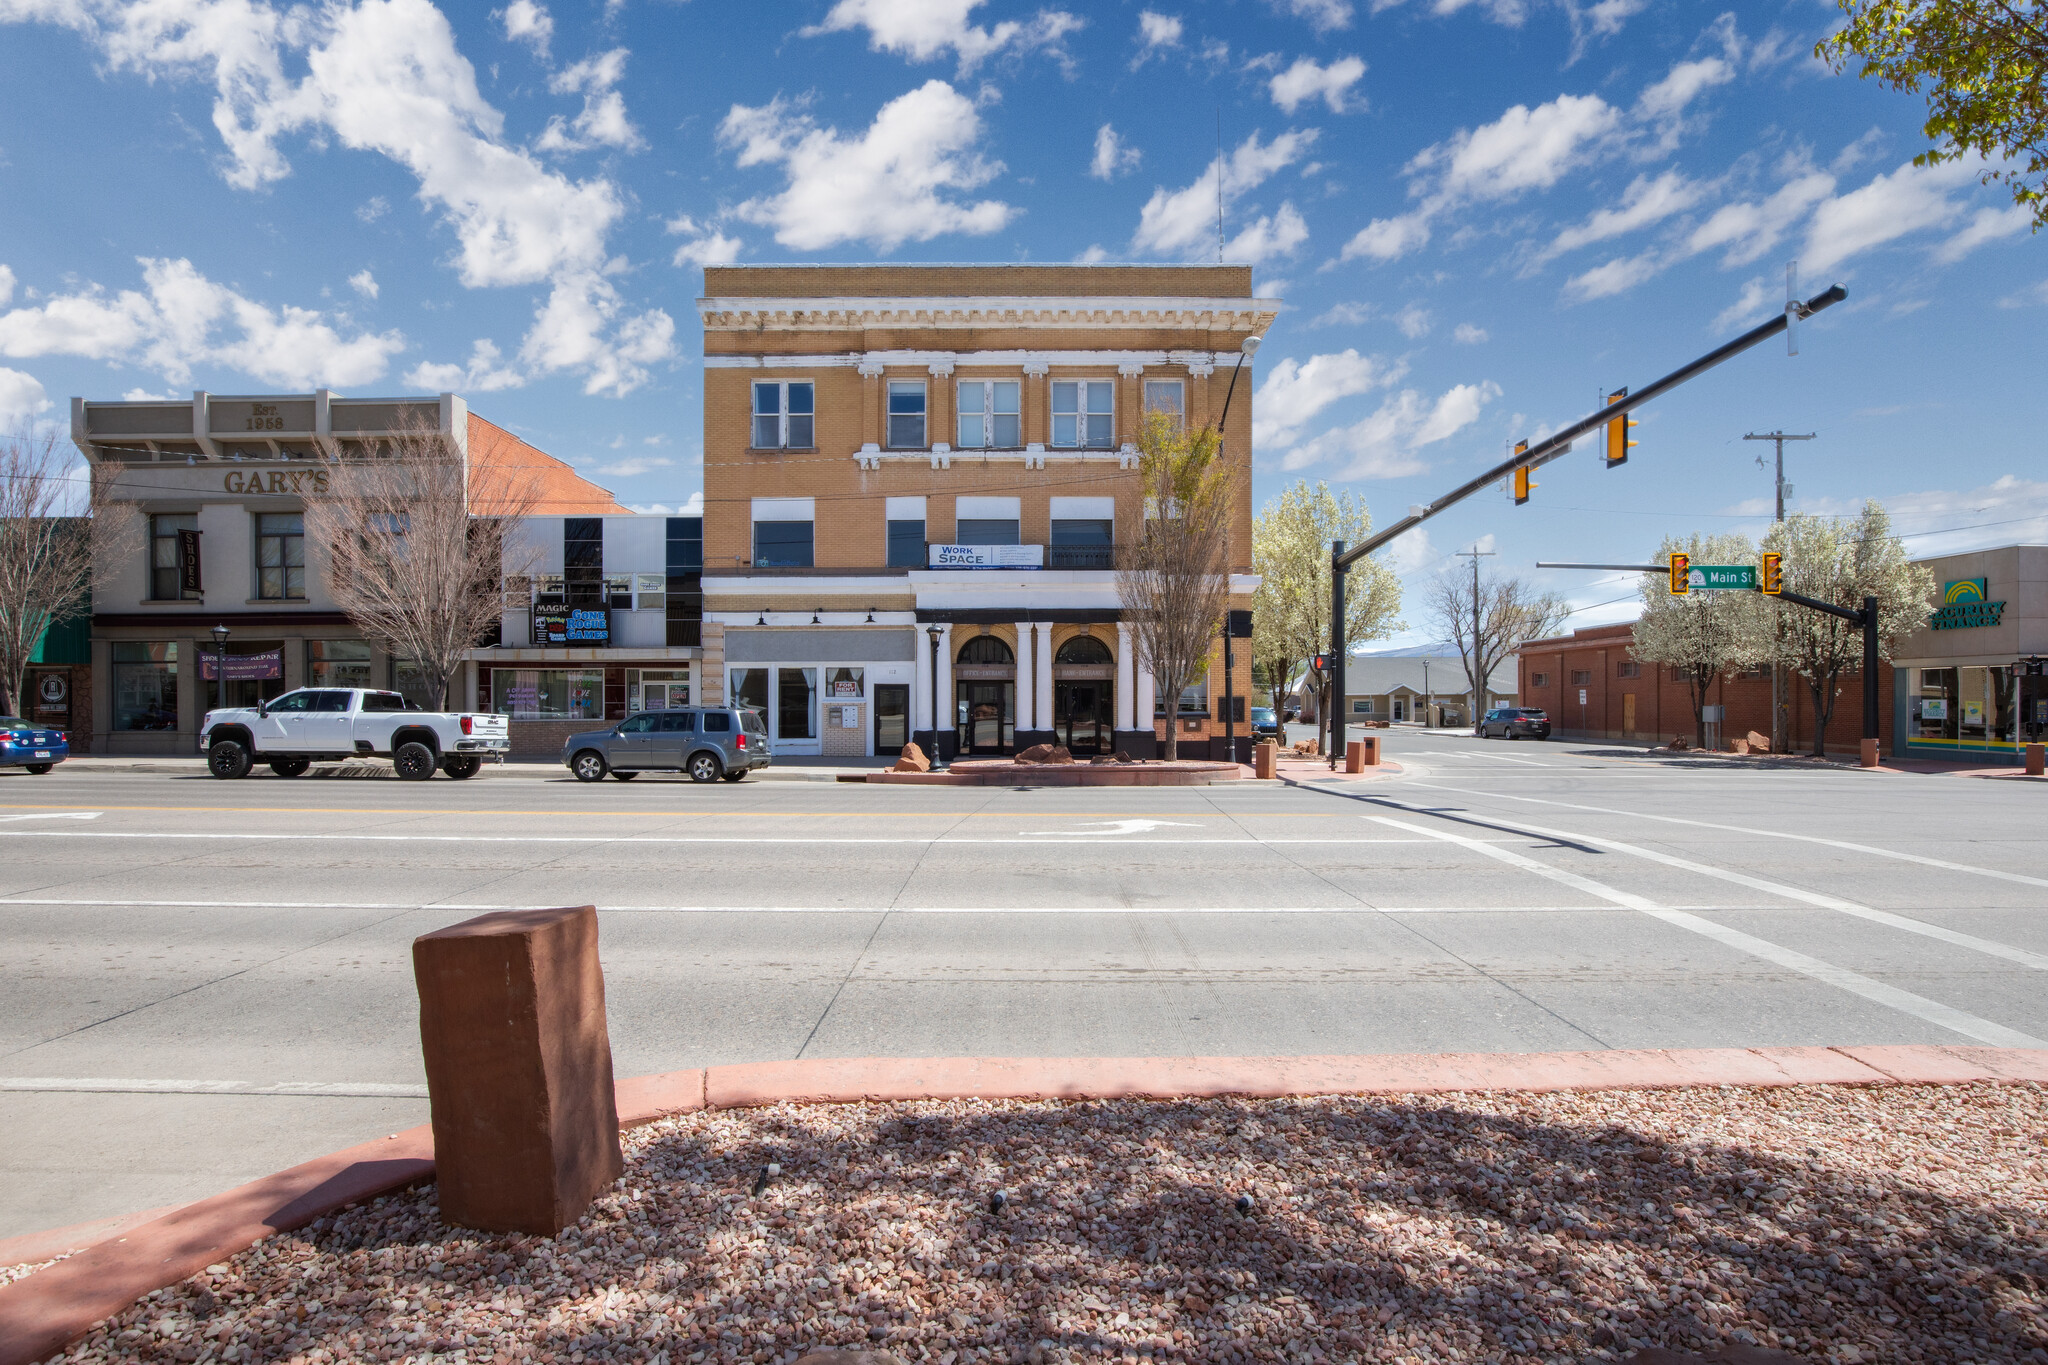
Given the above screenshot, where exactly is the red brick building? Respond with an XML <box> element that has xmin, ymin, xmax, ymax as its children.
<box><xmin>1516</xmin><ymin>622</ymin><xmax>1897</xmax><ymax>754</ymax></box>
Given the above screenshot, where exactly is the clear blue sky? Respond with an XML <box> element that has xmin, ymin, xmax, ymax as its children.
<box><xmin>2</xmin><ymin>0</ymin><xmax>2041</xmax><ymax>642</ymax></box>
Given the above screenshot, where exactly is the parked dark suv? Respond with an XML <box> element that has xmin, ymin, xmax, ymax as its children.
<box><xmin>563</xmin><ymin>706</ymin><xmax>772</xmax><ymax>782</ymax></box>
<box><xmin>1249</xmin><ymin>707</ymin><xmax>1283</xmax><ymax>741</ymax></box>
<box><xmin>1480</xmin><ymin>707</ymin><xmax>1551</xmax><ymax>740</ymax></box>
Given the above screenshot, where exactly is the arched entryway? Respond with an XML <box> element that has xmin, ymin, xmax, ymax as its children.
<box><xmin>955</xmin><ymin>634</ymin><xmax>1015</xmax><ymax>754</ymax></box>
<box><xmin>1053</xmin><ymin>634</ymin><xmax>1115</xmax><ymax>755</ymax></box>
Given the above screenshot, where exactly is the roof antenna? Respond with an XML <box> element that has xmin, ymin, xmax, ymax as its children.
<box><xmin>1216</xmin><ymin>106</ymin><xmax>1225</xmax><ymax>263</ymax></box>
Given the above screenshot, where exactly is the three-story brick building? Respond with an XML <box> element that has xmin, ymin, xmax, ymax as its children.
<box><xmin>695</xmin><ymin>263</ymin><xmax>1273</xmax><ymax>760</ymax></box>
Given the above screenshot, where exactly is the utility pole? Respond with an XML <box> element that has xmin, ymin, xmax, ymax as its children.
<box><xmin>1744</xmin><ymin>430</ymin><xmax>1815</xmax><ymax>753</ymax></box>
<box><xmin>1456</xmin><ymin>547</ymin><xmax>1496</xmax><ymax>734</ymax></box>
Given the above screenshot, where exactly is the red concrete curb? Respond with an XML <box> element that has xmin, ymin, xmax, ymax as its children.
<box><xmin>4</xmin><ymin>1044</ymin><xmax>2043</xmax><ymax>1365</ymax></box>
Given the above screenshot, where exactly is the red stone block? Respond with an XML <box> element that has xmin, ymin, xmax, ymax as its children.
<box><xmin>412</xmin><ymin>906</ymin><xmax>622</xmax><ymax>1234</ymax></box>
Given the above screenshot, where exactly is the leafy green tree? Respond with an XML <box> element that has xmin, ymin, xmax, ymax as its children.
<box><xmin>1630</xmin><ymin>532</ymin><xmax>1769</xmax><ymax>749</ymax></box>
<box><xmin>1250</xmin><ymin>481</ymin><xmax>1403</xmax><ymax>715</ymax></box>
<box><xmin>1818</xmin><ymin>0</ymin><xmax>2048</xmax><ymax>229</ymax></box>
<box><xmin>1761</xmin><ymin>502</ymin><xmax>1936</xmax><ymax>756</ymax></box>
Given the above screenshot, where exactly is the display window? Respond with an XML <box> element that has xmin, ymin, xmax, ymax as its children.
<box><xmin>113</xmin><ymin>642</ymin><xmax>178</xmax><ymax>731</ymax></box>
<box><xmin>493</xmin><ymin>669</ymin><xmax>605</xmax><ymax>719</ymax></box>
<box><xmin>308</xmin><ymin>640</ymin><xmax>373</xmax><ymax>690</ymax></box>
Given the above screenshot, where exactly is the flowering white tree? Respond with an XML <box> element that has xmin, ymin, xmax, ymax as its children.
<box><xmin>1251</xmin><ymin>481</ymin><xmax>1403</xmax><ymax>713</ymax></box>
<box><xmin>1630</xmin><ymin>532</ymin><xmax>1768</xmax><ymax>749</ymax></box>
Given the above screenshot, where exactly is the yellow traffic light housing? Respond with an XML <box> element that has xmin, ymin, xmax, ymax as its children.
<box><xmin>1669</xmin><ymin>551</ymin><xmax>1690</xmax><ymax>595</ymax></box>
<box><xmin>1760</xmin><ymin>551</ymin><xmax>1783</xmax><ymax>595</ymax></box>
<box><xmin>1512</xmin><ymin>440</ymin><xmax>1533</xmax><ymax>505</ymax></box>
<box><xmin>1605</xmin><ymin>388</ymin><xmax>1638</xmax><ymax>467</ymax></box>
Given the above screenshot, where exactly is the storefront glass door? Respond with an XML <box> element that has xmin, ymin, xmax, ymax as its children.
<box><xmin>956</xmin><ymin>681</ymin><xmax>1014</xmax><ymax>754</ymax></box>
<box><xmin>776</xmin><ymin>667</ymin><xmax>818</xmax><ymax>753</ymax></box>
<box><xmin>875</xmin><ymin>684</ymin><xmax>909</xmax><ymax>753</ymax></box>
<box><xmin>1055</xmin><ymin>680</ymin><xmax>1114</xmax><ymax>754</ymax></box>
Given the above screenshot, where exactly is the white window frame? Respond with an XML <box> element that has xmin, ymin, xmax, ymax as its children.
<box><xmin>955</xmin><ymin>379</ymin><xmax>1022</xmax><ymax>449</ymax></box>
<box><xmin>751</xmin><ymin>380</ymin><xmax>815</xmax><ymax>450</ymax></box>
<box><xmin>1143</xmin><ymin>378</ymin><xmax>1185</xmax><ymax>428</ymax></box>
<box><xmin>1051</xmin><ymin>379</ymin><xmax>1115</xmax><ymax>449</ymax></box>
<box><xmin>633</xmin><ymin>573</ymin><xmax>667</xmax><ymax>611</ymax></box>
<box><xmin>887</xmin><ymin>380</ymin><xmax>927</xmax><ymax>449</ymax></box>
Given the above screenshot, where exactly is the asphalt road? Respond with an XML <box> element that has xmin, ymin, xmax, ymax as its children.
<box><xmin>3</xmin><ymin>729</ymin><xmax>2043</xmax><ymax>1240</ymax></box>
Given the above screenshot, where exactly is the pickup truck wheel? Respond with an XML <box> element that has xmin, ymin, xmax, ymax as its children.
<box><xmin>393</xmin><ymin>741</ymin><xmax>437</xmax><ymax>781</ymax></box>
<box><xmin>208</xmin><ymin>741</ymin><xmax>252</xmax><ymax>780</ymax></box>
<box><xmin>610</xmin><ymin>769</ymin><xmax>639</xmax><ymax>781</ymax></box>
<box><xmin>441</xmin><ymin>755</ymin><xmax>481</xmax><ymax>780</ymax></box>
<box><xmin>24</xmin><ymin>763</ymin><xmax>52</xmax><ymax>775</ymax></box>
<box><xmin>269</xmin><ymin>758</ymin><xmax>310</xmax><ymax>777</ymax></box>
<box><xmin>571</xmin><ymin>749</ymin><xmax>608</xmax><ymax>783</ymax></box>
<box><xmin>687</xmin><ymin>751</ymin><xmax>722</xmax><ymax>783</ymax></box>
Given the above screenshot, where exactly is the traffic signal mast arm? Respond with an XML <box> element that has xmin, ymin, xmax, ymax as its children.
<box><xmin>1330</xmin><ymin>283</ymin><xmax>1847</xmax><ymax>572</ymax></box>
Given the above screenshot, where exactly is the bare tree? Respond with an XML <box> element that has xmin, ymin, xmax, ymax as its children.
<box><xmin>305</xmin><ymin>420</ymin><xmax>540</xmax><ymax>711</ymax></box>
<box><xmin>1630</xmin><ymin>531</ymin><xmax>1768</xmax><ymax>748</ymax></box>
<box><xmin>0</xmin><ymin>423</ymin><xmax>132</xmax><ymax>720</ymax></box>
<box><xmin>1118</xmin><ymin>411</ymin><xmax>1236</xmax><ymax>761</ymax></box>
<box><xmin>1762</xmin><ymin>502</ymin><xmax>1934</xmax><ymax>756</ymax></box>
<box><xmin>1428</xmin><ymin>568</ymin><xmax>1569</xmax><ymax>734</ymax></box>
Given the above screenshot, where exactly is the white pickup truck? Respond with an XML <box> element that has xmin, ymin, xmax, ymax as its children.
<box><xmin>201</xmin><ymin>687</ymin><xmax>510</xmax><ymax>780</ymax></box>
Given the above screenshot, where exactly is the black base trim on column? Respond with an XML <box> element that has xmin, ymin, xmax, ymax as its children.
<box><xmin>1112</xmin><ymin>729</ymin><xmax>1159</xmax><ymax>759</ymax></box>
<box><xmin>1014</xmin><ymin>728</ymin><xmax>1058</xmax><ymax>751</ymax></box>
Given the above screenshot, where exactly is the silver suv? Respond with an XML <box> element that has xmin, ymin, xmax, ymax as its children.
<box><xmin>562</xmin><ymin>707</ymin><xmax>772</xmax><ymax>783</ymax></box>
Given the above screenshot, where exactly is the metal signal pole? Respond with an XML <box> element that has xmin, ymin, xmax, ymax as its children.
<box><xmin>1745</xmin><ymin>430</ymin><xmax>1815</xmax><ymax>753</ymax></box>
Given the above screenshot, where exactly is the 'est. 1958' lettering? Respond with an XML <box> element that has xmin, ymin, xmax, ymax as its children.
<box><xmin>223</xmin><ymin>470</ymin><xmax>330</xmax><ymax>495</ymax></box>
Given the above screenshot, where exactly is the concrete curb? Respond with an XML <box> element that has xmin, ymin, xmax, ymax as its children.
<box><xmin>4</xmin><ymin>1044</ymin><xmax>2043</xmax><ymax>1365</ymax></box>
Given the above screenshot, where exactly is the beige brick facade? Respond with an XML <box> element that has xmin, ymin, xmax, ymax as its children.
<box><xmin>698</xmin><ymin>265</ymin><xmax>1272</xmax><ymax>760</ymax></box>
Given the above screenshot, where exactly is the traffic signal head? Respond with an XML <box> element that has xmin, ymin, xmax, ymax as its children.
<box><xmin>1512</xmin><ymin>439</ymin><xmax>1533</xmax><ymax>505</ymax></box>
<box><xmin>1605</xmin><ymin>388</ymin><xmax>1638</xmax><ymax>467</ymax></box>
<box><xmin>1669</xmin><ymin>551</ymin><xmax>1690</xmax><ymax>595</ymax></box>
<box><xmin>1760</xmin><ymin>551</ymin><xmax>1783</xmax><ymax>595</ymax></box>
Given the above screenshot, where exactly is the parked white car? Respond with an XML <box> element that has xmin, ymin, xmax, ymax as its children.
<box><xmin>201</xmin><ymin>687</ymin><xmax>510</xmax><ymax>780</ymax></box>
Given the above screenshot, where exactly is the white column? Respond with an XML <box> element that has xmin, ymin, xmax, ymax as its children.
<box><xmin>1013</xmin><ymin>621</ymin><xmax>1034</xmax><ymax>736</ymax></box>
<box><xmin>1116</xmin><ymin>622</ymin><xmax>1136</xmax><ymax>732</ymax></box>
<box><xmin>1136</xmin><ymin>655</ymin><xmax>1156</xmax><ymax>738</ymax></box>
<box><xmin>935</xmin><ymin>623</ymin><xmax>955</xmax><ymax>751</ymax></box>
<box><xmin>1035</xmin><ymin>623</ymin><xmax>1055</xmax><ymax>731</ymax></box>
<box><xmin>915</xmin><ymin>625</ymin><xmax>934</xmax><ymax>742</ymax></box>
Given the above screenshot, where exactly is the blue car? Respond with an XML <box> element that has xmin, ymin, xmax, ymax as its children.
<box><xmin>0</xmin><ymin>716</ymin><xmax>67</xmax><ymax>773</ymax></box>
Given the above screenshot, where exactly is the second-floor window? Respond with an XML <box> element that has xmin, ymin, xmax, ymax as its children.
<box><xmin>754</xmin><ymin>520</ymin><xmax>814</xmax><ymax>568</ymax></box>
<box><xmin>150</xmin><ymin>513</ymin><xmax>199</xmax><ymax>601</ymax></box>
<box><xmin>564</xmin><ymin>516</ymin><xmax>603</xmax><ymax>605</ymax></box>
<box><xmin>1052</xmin><ymin>380</ymin><xmax>1114</xmax><ymax>448</ymax></box>
<box><xmin>887</xmin><ymin>381</ymin><xmax>927</xmax><ymax>448</ymax></box>
<box><xmin>752</xmin><ymin>381</ymin><xmax>814</xmax><ymax>449</ymax></box>
<box><xmin>255</xmin><ymin>513</ymin><xmax>304</xmax><ymax>600</ymax></box>
<box><xmin>887</xmin><ymin>519</ymin><xmax>925</xmax><ymax>568</ymax></box>
<box><xmin>956</xmin><ymin>380</ymin><xmax>1020</xmax><ymax>449</ymax></box>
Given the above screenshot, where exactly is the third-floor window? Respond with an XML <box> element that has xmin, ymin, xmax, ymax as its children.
<box><xmin>1052</xmin><ymin>380</ymin><xmax>1114</xmax><ymax>449</ymax></box>
<box><xmin>752</xmin><ymin>381</ymin><xmax>814</xmax><ymax>449</ymax></box>
<box><xmin>956</xmin><ymin>380</ymin><xmax>1021</xmax><ymax>449</ymax></box>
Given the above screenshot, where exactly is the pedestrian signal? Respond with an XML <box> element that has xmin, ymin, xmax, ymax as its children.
<box><xmin>1760</xmin><ymin>551</ymin><xmax>1783</xmax><ymax>595</ymax></box>
<box><xmin>1605</xmin><ymin>389</ymin><xmax>1638</xmax><ymax>467</ymax></box>
<box><xmin>1669</xmin><ymin>552</ymin><xmax>1690</xmax><ymax>595</ymax></box>
<box><xmin>1310</xmin><ymin>654</ymin><xmax>1327</xmax><ymax>674</ymax></box>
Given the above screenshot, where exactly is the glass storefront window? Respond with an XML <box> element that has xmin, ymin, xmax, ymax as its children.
<box><xmin>200</xmin><ymin>641</ymin><xmax>286</xmax><ymax>710</ymax></box>
<box><xmin>778</xmin><ymin>667</ymin><xmax>817</xmax><ymax>740</ymax></box>
<box><xmin>731</xmin><ymin>667</ymin><xmax>769</xmax><ymax>719</ymax></box>
<box><xmin>393</xmin><ymin>660</ymin><xmax>437</xmax><ymax>711</ymax></box>
<box><xmin>825</xmin><ymin>666</ymin><xmax>864</xmax><ymax>700</ymax></box>
<box><xmin>628</xmin><ymin>667</ymin><xmax>691</xmax><ymax>712</ymax></box>
<box><xmin>308</xmin><ymin>640</ymin><xmax>373</xmax><ymax>690</ymax></box>
<box><xmin>113</xmin><ymin>642</ymin><xmax>178</xmax><ymax>731</ymax></box>
<box><xmin>492</xmin><ymin>669</ymin><xmax>604</xmax><ymax>719</ymax></box>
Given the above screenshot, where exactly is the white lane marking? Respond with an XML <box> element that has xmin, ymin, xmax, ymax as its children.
<box><xmin>1369</xmin><ymin>816</ymin><xmax>2046</xmax><ymax>1049</ymax></box>
<box><xmin>0</xmin><ymin>896</ymin><xmax>1747</xmax><ymax>914</ymax></box>
<box><xmin>0</xmin><ymin>831</ymin><xmax>1481</xmax><ymax>846</ymax></box>
<box><xmin>1020</xmin><ymin>819</ymin><xmax>1203</xmax><ymax>836</ymax></box>
<box><xmin>1397</xmin><ymin>741</ymin><xmax>1552</xmax><ymax>767</ymax></box>
<box><xmin>1377</xmin><ymin>800</ymin><xmax>2048</xmax><ymax>973</ymax></box>
<box><xmin>0</xmin><ymin>812</ymin><xmax>100</xmax><ymax>821</ymax></box>
<box><xmin>0</xmin><ymin>1076</ymin><xmax>426</xmax><ymax>1097</ymax></box>
<box><xmin>1408</xmin><ymin>780</ymin><xmax>2048</xmax><ymax>890</ymax></box>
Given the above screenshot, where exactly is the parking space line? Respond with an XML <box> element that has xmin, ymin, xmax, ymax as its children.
<box><xmin>1369</xmin><ymin>816</ymin><xmax>2045</xmax><ymax>1048</ymax></box>
<box><xmin>1376</xmin><ymin>800</ymin><xmax>2048</xmax><ymax>972</ymax></box>
<box><xmin>1407</xmin><ymin>780</ymin><xmax>2048</xmax><ymax>890</ymax></box>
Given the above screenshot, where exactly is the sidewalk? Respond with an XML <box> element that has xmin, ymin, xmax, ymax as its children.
<box><xmin>44</xmin><ymin>755</ymin><xmax>882</xmax><ymax>782</ymax></box>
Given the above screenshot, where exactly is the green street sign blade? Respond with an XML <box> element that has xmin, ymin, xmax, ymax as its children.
<box><xmin>1687</xmin><ymin>564</ymin><xmax>1757</xmax><ymax>591</ymax></box>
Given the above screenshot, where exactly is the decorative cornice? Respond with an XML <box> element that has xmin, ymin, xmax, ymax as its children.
<box><xmin>703</xmin><ymin>348</ymin><xmax>1239</xmax><ymax>371</ymax></box>
<box><xmin>697</xmin><ymin>295</ymin><xmax>1280</xmax><ymax>333</ymax></box>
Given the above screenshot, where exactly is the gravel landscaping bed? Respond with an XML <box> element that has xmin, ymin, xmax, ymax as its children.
<box><xmin>28</xmin><ymin>1082</ymin><xmax>2047</xmax><ymax>1365</ymax></box>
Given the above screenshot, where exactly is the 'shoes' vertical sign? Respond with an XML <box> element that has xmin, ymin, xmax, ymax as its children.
<box><xmin>177</xmin><ymin>529</ymin><xmax>202</xmax><ymax>595</ymax></box>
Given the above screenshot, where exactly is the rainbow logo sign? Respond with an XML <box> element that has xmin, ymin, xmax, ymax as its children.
<box><xmin>1944</xmin><ymin>578</ymin><xmax>1988</xmax><ymax>604</ymax></box>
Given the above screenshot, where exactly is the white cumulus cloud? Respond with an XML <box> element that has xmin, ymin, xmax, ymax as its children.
<box><xmin>721</xmin><ymin>81</ymin><xmax>1016</xmax><ymax>252</ymax></box>
<box><xmin>1276</xmin><ymin>381</ymin><xmax>1499</xmax><ymax>479</ymax></box>
<box><xmin>1452</xmin><ymin>322</ymin><xmax>1488</xmax><ymax>343</ymax></box>
<box><xmin>1267</xmin><ymin>0</ymin><xmax>1352</xmax><ymax>33</ymax></box>
<box><xmin>805</xmin><ymin>0</ymin><xmax>1083</xmax><ymax>75</ymax></box>
<box><xmin>537</xmin><ymin>48</ymin><xmax>642</xmax><ymax>153</ymax></box>
<box><xmin>1223</xmin><ymin>202</ymin><xmax>1310</xmax><ymax>264</ymax></box>
<box><xmin>1268</xmin><ymin>54</ymin><xmax>1365</xmax><ymax>114</ymax></box>
<box><xmin>495</xmin><ymin>0</ymin><xmax>550</xmax><ymax>57</ymax></box>
<box><xmin>0</xmin><ymin>366</ymin><xmax>50</xmax><ymax>422</ymax></box>
<box><xmin>1133</xmin><ymin>128</ymin><xmax>1318</xmax><ymax>258</ymax></box>
<box><xmin>348</xmin><ymin>268</ymin><xmax>378</xmax><ymax>299</ymax></box>
<box><xmin>1541</xmin><ymin>170</ymin><xmax>1703</xmax><ymax>263</ymax></box>
<box><xmin>667</xmin><ymin>214</ymin><xmax>744</xmax><ymax>268</ymax></box>
<box><xmin>1090</xmin><ymin>123</ymin><xmax>1140</xmax><ymax>180</ymax></box>
<box><xmin>1252</xmin><ymin>347</ymin><xmax>1401</xmax><ymax>447</ymax></box>
<box><xmin>1801</xmin><ymin>156</ymin><xmax>1988</xmax><ymax>278</ymax></box>
<box><xmin>1132</xmin><ymin>9</ymin><xmax>1182</xmax><ymax>65</ymax></box>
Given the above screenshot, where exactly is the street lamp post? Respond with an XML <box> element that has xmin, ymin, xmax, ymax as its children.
<box><xmin>210</xmin><ymin>624</ymin><xmax>230</xmax><ymax>714</ymax></box>
<box><xmin>925</xmin><ymin>624</ymin><xmax>948</xmax><ymax>772</ymax></box>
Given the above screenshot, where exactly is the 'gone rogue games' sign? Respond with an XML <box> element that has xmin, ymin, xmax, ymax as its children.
<box><xmin>1931</xmin><ymin>578</ymin><xmax>2005</xmax><ymax>631</ymax></box>
<box><xmin>534</xmin><ymin>606</ymin><xmax>610</xmax><ymax>645</ymax></box>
